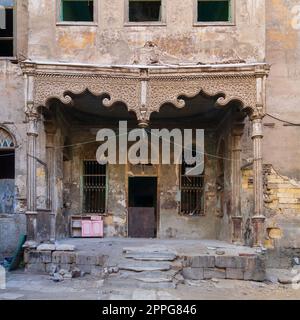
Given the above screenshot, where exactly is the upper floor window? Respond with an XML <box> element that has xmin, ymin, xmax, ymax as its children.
<box><xmin>128</xmin><ymin>0</ymin><xmax>162</xmax><ymax>22</ymax></box>
<box><xmin>197</xmin><ymin>0</ymin><xmax>232</xmax><ymax>23</ymax></box>
<box><xmin>60</xmin><ymin>0</ymin><xmax>94</xmax><ymax>22</ymax></box>
<box><xmin>0</xmin><ymin>0</ymin><xmax>14</xmax><ymax>57</ymax></box>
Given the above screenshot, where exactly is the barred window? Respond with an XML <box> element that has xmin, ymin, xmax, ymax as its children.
<box><xmin>82</xmin><ymin>160</ymin><xmax>106</xmax><ymax>214</ymax></box>
<box><xmin>180</xmin><ymin>149</ymin><xmax>204</xmax><ymax>216</ymax></box>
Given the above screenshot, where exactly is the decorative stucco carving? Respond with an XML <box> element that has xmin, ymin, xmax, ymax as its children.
<box><xmin>147</xmin><ymin>74</ymin><xmax>257</xmax><ymax>114</ymax></box>
<box><xmin>33</xmin><ymin>73</ymin><xmax>141</xmax><ymax>113</ymax></box>
<box><xmin>21</xmin><ymin>62</ymin><xmax>269</xmax><ymax>123</ymax></box>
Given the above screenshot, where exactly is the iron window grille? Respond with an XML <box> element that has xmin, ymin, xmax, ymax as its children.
<box><xmin>82</xmin><ymin>160</ymin><xmax>106</xmax><ymax>214</ymax></box>
<box><xmin>180</xmin><ymin>153</ymin><xmax>205</xmax><ymax>216</ymax></box>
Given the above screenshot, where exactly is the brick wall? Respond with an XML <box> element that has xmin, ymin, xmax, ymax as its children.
<box><xmin>264</xmin><ymin>165</ymin><xmax>300</xmax><ymax>215</ymax></box>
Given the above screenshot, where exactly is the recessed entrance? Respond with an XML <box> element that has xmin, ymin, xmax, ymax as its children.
<box><xmin>128</xmin><ymin>177</ymin><xmax>157</xmax><ymax>238</ymax></box>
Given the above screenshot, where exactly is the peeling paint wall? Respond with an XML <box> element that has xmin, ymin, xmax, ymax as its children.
<box><xmin>0</xmin><ymin>61</ymin><xmax>27</xmax><ymax>258</ymax></box>
<box><xmin>265</xmin><ymin>0</ymin><xmax>300</xmax><ymax>180</ymax></box>
<box><xmin>158</xmin><ymin>152</ymin><xmax>219</xmax><ymax>239</ymax></box>
<box><xmin>0</xmin><ymin>0</ymin><xmax>29</xmax><ymax>258</ymax></box>
<box><xmin>26</xmin><ymin>0</ymin><xmax>266</xmax><ymax>64</ymax></box>
<box><xmin>263</xmin><ymin>0</ymin><xmax>300</xmax><ymax>261</ymax></box>
<box><xmin>241</xmin><ymin>164</ymin><xmax>300</xmax><ymax>262</ymax></box>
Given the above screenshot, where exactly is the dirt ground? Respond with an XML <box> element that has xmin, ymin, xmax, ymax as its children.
<box><xmin>1</xmin><ymin>270</ymin><xmax>300</xmax><ymax>300</ymax></box>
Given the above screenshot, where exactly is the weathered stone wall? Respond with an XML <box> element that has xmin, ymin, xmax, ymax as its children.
<box><xmin>265</xmin><ymin>0</ymin><xmax>300</xmax><ymax>180</ymax></box>
<box><xmin>58</xmin><ymin>128</ymin><xmax>222</xmax><ymax>239</ymax></box>
<box><xmin>264</xmin><ymin>165</ymin><xmax>300</xmax><ymax>262</ymax></box>
<box><xmin>264</xmin><ymin>165</ymin><xmax>300</xmax><ymax>216</ymax></box>
<box><xmin>26</xmin><ymin>0</ymin><xmax>266</xmax><ymax>65</ymax></box>
<box><xmin>241</xmin><ymin>163</ymin><xmax>300</xmax><ymax>264</ymax></box>
<box><xmin>262</xmin><ymin>0</ymin><xmax>300</xmax><ymax>261</ymax></box>
<box><xmin>0</xmin><ymin>61</ymin><xmax>27</xmax><ymax>258</ymax></box>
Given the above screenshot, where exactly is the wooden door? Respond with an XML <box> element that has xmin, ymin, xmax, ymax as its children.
<box><xmin>128</xmin><ymin>207</ymin><xmax>156</xmax><ymax>238</ymax></box>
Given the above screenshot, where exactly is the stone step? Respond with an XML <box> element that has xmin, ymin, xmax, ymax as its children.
<box><xmin>119</xmin><ymin>269</ymin><xmax>179</xmax><ymax>283</ymax></box>
<box><xmin>123</xmin><ymin>245</ymin><xmax>176</xmax><ymax>255</ymax></box>
<box><xmin>118</xmin><ymin>261</ymin><xmax>173</xmax><ymax>272</ymax></box>
<box><xmin>124</xmin><ymin>251</ymin><xmax>177</xmax><ymax>261</ymax></box>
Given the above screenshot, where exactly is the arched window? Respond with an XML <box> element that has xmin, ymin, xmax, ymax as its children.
<box><xmin>180</xmin><ymin>146</ymin><xmax>204</xmax><ymax>216</ymax></box>
<box><xmin>0</xmin><ymin>127</ymin><xmax>15</xmax><ymax>148</ymax></box>
<box><xmin>0</xmin><ymin>128</ymin><xmax>15</xmax><ymax>214</ymax></box>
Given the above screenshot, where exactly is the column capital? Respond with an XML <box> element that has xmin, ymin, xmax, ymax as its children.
<box><xmin>249</xmin><ymin>104</ymin><xmax>266</xmax><ymax>122</ymax></box>
<box><xmin>25</xmin><ymin>101</ymin><xmax>38</xmax><ymax>118</ymax></box>
<box><xmin>26</xmin><ymin>103</ymin><xmax>39</xmax><ymax>137</ymax></box>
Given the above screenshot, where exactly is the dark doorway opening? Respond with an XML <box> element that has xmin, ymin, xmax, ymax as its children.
<box><xmin>0</xmin><ymin>150</ymin><xmax>15</xmax><ymax>179</ymax></box>
<box><xmin>128</xmin><ymin>177</ymin><xmax>157</xmax><ymax>238</ymax></box>
<box><xmin>0</xmin><ymin>150</ymin><xmax>15</xmax><ymax>214</ymax></box>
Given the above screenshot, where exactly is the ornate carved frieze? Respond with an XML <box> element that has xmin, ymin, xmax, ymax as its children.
<box><xmin>21</xmin><ymin>62</ymin><xmax>269</xmax><ymax>123</ymax></box>
<box><xmin>33</xmin><ymin>73</ymin><xmax>141</xmax><ymax>114</ymax></box>
<box><xmin>147</xmin><ymin>74</ymin><xmax>257</xmax><ymax>114</ymax></box>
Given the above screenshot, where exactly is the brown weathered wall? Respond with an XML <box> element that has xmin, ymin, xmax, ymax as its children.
<box><xmin>0</xmin><ymin>61</ymin><xmax>27</xmax><ymax>258</ymax></box>
<box><xmin>26</xmin><ymin>0</ymin><xmax>266</xmax><ymax>65</ymax></box>
<box><xmin>158</xmin><ymin>132</ymin><xmax>219</xmax><ymax>239</ymax></box>
<box><xmin>0</xmin><ymin>0</ymin><xmax>29</xmax><ymax>259</ymax></box>
<box><xmin>265</xmin><ymin>0</ymin><xmax>300</xmax><ymax>180</ymax></box>
<box><xmin>261</xmin><ymin>0</ymin><xmax>300</xmax><ymax>262</ymax></box>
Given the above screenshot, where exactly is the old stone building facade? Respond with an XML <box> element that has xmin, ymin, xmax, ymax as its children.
<box><xmin>0</xmin><ymin>0</ymin><xmax>299</xmax><ymax>264</ymax></box>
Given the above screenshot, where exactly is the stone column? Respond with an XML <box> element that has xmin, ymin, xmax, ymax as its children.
<box><xmin>45</xmin><ymin>127</ymin><xmax>56</xmax><ymax>241</ymax></box>
<box><xmin>25</xmin><ymin>111</ymin><xmax>39</xmax><ymax>240</ymax></box>
<box><xmin>231</xmin><ymin>123</ymin><xmax>244</xmax><ymax>244</ymax></box>
<box><xmin>251</xmin><ymin>115</ymin><xmax>265</xmax><ymax>247</ymax></box>
<box><xmin>250</xmin><ymin>69</ymin><xmax>268</xmax><ymax>247</ymax></box>
<box><xmin>25</xmin><ymin>74</ymin><xmax>39</xmax><ymax>241</ymax></box>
